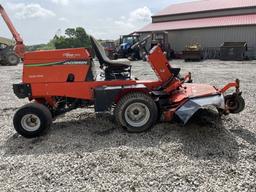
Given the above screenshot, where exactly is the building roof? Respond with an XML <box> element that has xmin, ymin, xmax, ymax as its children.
<box><xmin>155</xmin><ymin>0</ymin><xmax>256</xmax><ymax>17</ymax></box>
<box><xmin>138</xmin><ymin>14</ymin><xmax>256</xmax><ymax>32</ymax></box>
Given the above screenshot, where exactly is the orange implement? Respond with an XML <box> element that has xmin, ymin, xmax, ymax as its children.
<box><xmin>12</xmin><ymin>35</ymin><xmax>245</xmax><ymax>138</ymax></box>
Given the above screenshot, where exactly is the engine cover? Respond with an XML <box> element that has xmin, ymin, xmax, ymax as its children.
<box><xmin>22</xmin><ymin>48</ymin><xmax>92</xmax><ymax>83</ymax></box>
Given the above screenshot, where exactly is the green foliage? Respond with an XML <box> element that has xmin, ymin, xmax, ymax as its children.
<box><xmin>54</xmin><ymin>27</ymin><xmax>91</xmax><ymax>49</ymax></box>
<box><xmin>26</xmin><ymin>39</ymin><xmax>55</xmax><ymax>51</ymax></box>
<box><xmin>26</xmin><ymin>27</ymin><xmax>91</xmax><ymax>51</ymax></box>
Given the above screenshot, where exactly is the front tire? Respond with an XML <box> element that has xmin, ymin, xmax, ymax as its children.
<box><xmin>13</xmin><ymin>103</ymin><xmax>52</xmax><ymax>138</ymax></box>
<box><xmin>114</xmin><ymin>92</ymin><xmax>158</xmax><ymax>133</ymax></box>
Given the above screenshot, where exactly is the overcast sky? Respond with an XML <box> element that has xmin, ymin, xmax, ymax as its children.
<box><xmin>0</xmin><ymin>0</ymin><xmax>195</xmax><ymax>45</ymax></box>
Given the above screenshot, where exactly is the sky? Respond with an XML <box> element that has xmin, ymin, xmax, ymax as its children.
<box><xmin>0</xmin><ymin>0</ymin><xmax>196</xmax><ymax>45</ymax></box>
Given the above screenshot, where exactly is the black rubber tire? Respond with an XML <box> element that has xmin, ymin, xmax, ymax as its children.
<box><xmin>6</xmin><ymin>53</ymin><xmax>20</xmax><ymax>66</ymax></box>
<box><xmin>225</xmin><ymin>94</ymin><xmax>245</xmax><ymax>114</ymax></box>
<box><xmin>13</xmin><ymin>103</ymin><xmax>52</xmax><ymax>138</ymax></box>
<box><xmin>114</xmin><ymin>92</ymin><xmax>158</xmax><ymax>133</ymax></box>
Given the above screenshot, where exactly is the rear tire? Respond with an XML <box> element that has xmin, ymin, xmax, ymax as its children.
<box><xmin>6</xmin><ymin>53</ymin><xmax>20</xmax><ymax>66</ymax></box>
<box><xmin>13</xmin><ymin>103</ymin><xmax>52</xmax><ymax>138</ymax></box>
<box><xmin>114</xmin><ymin>92</ymin><xmax>158</xmax><ymax>133</ymax></box>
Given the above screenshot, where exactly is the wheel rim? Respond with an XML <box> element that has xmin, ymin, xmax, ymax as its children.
<box><xmin>226</xmin><ymin>99</ymin><xmax>238</xmax><ymax>111</ymax></box>
<box><xmin>21</xmin><ymin>114</ymin><xmax>41</xmax><ymax>132</ymax></box>
<box><xmin>124</xmin><ymin>102</ymin><xmax>150</xmax><ymax>127</ymax></box>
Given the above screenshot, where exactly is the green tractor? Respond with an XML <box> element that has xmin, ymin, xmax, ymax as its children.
<box><xmin>0</xmin><ymin>37</ymin><xmax>20</xmax><ymax>66</ymax></box>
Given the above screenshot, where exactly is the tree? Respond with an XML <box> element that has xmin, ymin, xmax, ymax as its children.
<box><xmin>26</xmin><ymin>27</ymin><xmax>91</xmax><ymax>51</ymax></box>
<box><xmin>54</xmin><ymin>27</ymin><xmax>91</xmax><ymax>49</ymax></box>
<box><xmin>65</xmin><ymin>28</ymin><xmax>76</xmax><ymax>38</ymax></box>
<box><xmin>26</xmin><ymin>39</ymin><xmax>55</xmax><ymax>51</ymax></box>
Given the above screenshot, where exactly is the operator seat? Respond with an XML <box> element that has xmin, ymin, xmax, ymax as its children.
<box><xmin>90</xmin><ymin>36</ymin><xmax>131</xmax><ymax>70</ymax></box>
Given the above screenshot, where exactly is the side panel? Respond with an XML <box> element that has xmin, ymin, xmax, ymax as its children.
<box><xmin>29</xmin><ymin>80</ymin><xmax>138</xmax><ymax>100</ymax></box>
<box><xmin>31</xmin><ymin>82</ymin><xmax>94</xmax><ymax>100</ymax></box>
<box><xmin>23</xmin><ymin>48</ymin><xmax>92</xmax><ymax>83</ymax></box>
<box><xmin>28</xmin><ymin>80</ymin><xmax>162</xmax><ymax>100</ymax></box>
<box><xmin>23</xmin><ymin>64</ymin><xmax>90</xmax><ymax>83</ymax></box>
<box><xmin>24</xmin><ymin>48</ymin><xmax>90</xmax><ymax>64</ymax></box>
<box><xmin>94</xmin><ymin>84</ymin><xmax>148</xmax><ymax>112</ymax></box>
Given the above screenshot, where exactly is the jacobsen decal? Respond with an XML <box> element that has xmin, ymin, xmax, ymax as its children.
<box><xmin>25</xmin><ymin>60</ymin><xmax>89</xmax><ymax>67</ymax></box>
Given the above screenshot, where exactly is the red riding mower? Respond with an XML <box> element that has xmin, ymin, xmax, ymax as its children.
<box><xmin>13</xmin><ymin>35</ymin><xmax>245</xmax><ymax>138</ymax></box>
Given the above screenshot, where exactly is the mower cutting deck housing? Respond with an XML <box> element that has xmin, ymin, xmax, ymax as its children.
<box><xmin>13</xmin><ymin>36</ymin><xmax>245</xmax><ymax>138</ymax></box>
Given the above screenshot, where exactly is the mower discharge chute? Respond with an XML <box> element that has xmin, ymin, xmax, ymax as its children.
<box><xmin>12</xmin><ymin>35</ymin><xmax>245</xmax><ymax>138</ymax></box>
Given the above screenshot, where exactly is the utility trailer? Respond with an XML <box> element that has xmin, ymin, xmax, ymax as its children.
<box><xmin>220</xmin><ymin>42</ymin><xmax>248</xmax><ymax>61</ymax></box>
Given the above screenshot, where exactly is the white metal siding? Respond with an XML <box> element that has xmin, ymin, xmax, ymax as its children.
<box><xmin>167</xmin><ymin>26</ymin><xmax>256</xmax><ymax>56</ymax></box>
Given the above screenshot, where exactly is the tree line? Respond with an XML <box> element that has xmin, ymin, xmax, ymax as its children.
<box><xmin>26</xmin><ymin>27</ymin><xmax>91</xmax><ymax>51</ymax></box>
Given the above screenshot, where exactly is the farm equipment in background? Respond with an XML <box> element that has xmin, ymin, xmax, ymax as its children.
<box><xmin>220</xmin><ymin>42</ymin><xmax>248</xmax><ymax>61</ymax></box>
<box><xmin>12</xmin><ymin>35</ymin><xmax>245</xmax><ymax>138</ymax></box>
<box><xmin>151</xmin><ymin>32</ymin><xmax>174</xmax><ymax>60</ymax></box>
<box><xmin>0</xmin><ymin>36</ymin><xmax>19</xmax><ymax>66</ymax></box>
<box><xmin>100</xmin><ymin>40</ymin><xmax>117</xmax><ymax>60</ymax></box>
<box><xmin>183</xmin><ymin>43</ymin><xmax>203</xmax><ymax>62</ymax></box>
<box><xmin>116</xmin><ymin>33</ymin><xmax>141</xmax><ymax>60</ymax></box>
<box><xmin>0</xmin><ymin>4</ymin><xmax>25</xmax><ymax>66</ymax></box>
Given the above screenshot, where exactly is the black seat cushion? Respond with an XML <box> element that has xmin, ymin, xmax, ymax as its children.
<box><xmin>90</xmin><ymin>36</ymin><xmax>131</xmax><ymax>69</ymax></box>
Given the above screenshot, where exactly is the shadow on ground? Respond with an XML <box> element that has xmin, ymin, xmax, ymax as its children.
<box><xmin>230</xmin><ymin>128</ymin><xmax>256</xmax><ymax>146</ymax></box>
<box><xmin>2</xmin><ymin>109</ymin><xmax>243</xmax><ymax>163</ymax></box>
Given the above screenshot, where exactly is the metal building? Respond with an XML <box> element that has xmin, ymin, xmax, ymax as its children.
<box><xmin>138</xmin><ymin>0</ymin><xmax>256</xmax><ymax>58</ymax></box>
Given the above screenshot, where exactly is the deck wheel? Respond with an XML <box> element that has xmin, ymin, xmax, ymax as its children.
<box><xmin>225</xmin><ymin>94</ymin><xmax>245</xmax><ymax>114</ymax></box>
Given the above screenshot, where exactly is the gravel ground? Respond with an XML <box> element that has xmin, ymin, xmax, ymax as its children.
<box><xmin>0</xmin><ymin>60</ymin><xmax>255</xmax><ymax>191</ymax></box>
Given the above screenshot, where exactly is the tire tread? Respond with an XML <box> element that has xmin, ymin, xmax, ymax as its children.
<box><xmin>13</xmin><ymin>103</ymin><xmax>52</xmax><ymax>138</ymax></box>
<box><xmin>114</xmin><ymin>92</ymin><xmax>158</xmax><ymax>133</ymax></box>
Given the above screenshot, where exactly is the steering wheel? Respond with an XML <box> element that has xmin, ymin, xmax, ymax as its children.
<box><xmin>131</xmin><ymin>35</ymin><xmax>151</xmax><ymax>51</ymax></box>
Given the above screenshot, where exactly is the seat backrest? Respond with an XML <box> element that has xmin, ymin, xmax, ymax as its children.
<box><xmin>90</xmin><ymin>36</ymin><xmax>111</xmax><ymax>67</ymax></box>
